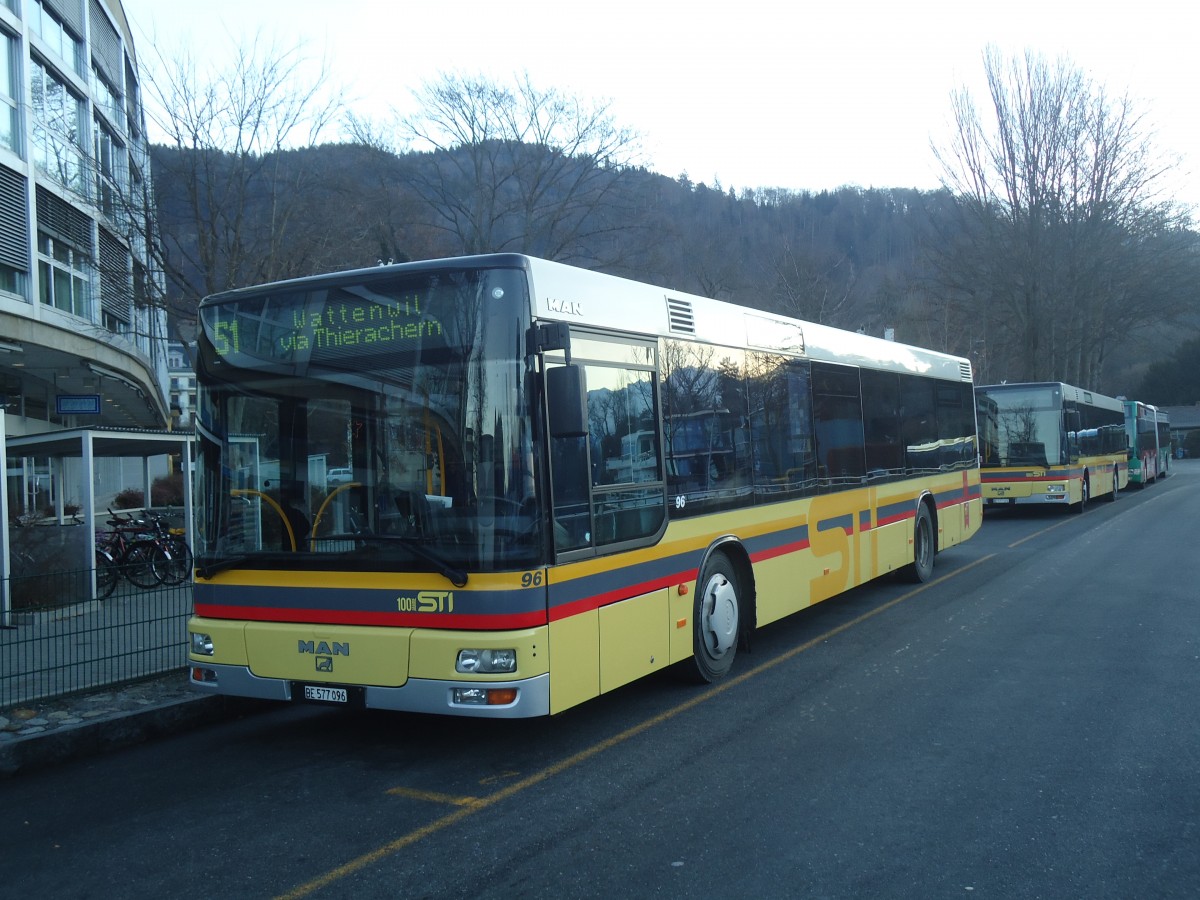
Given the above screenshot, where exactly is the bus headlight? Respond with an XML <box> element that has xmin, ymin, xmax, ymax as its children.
<box><xmin>1046</xmin><ymin>484</ymin><xmax>1066</xmax><ymax>493</ymax></box>
<box><xmin>456</xmin><ymin>648</ymin><xmax>517</xmax><ymax>674</ymax></box>
<box><xmin>190</xmin><ymin>632</ymin><xmax>215</xmax><ymax>656</ymax></box>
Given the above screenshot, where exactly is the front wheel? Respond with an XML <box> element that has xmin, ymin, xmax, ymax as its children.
<box><xmin>906</xmin><ymin>503</ymin><xmax>935</xmax><ymax>583</ymax></box>
<box><xmin>95</xmin><ymin>549</ymin><xmax>119</xmax><ymax>599</ymax></box>
<box><xmin>1074</xmin><ymin>475</ymin><xmax>1090</xmax><ymax>514</ymax></box>
<box><xmin>161</xmin><ymin>539</ymin><xmax>194</xmax><ymax>585</ymax></box>
<box><xmin>689</xmin><ymin>554</ymin><xmax>741</xmax><ymax>683</ymax></box>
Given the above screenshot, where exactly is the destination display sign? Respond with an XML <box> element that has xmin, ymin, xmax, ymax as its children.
<box><xmin>204</xmin><ymin>288</ymin><xmax>447</xmax><ymax>365</ymax></box>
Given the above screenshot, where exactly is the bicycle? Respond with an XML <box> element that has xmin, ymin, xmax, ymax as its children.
<box><xmin>98</xmin><ymin>508</ymin><xmax>175</xmax><ymax>589</ymax></box>
<box><xmin>141</xmin><ymin>510</ymin><xmax>193</xmax><ymax>585</ymax></box>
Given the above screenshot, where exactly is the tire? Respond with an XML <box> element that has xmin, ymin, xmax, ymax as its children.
<box><xmin>95</xmin><ymin>549</ymin><xmax>119</xmax><ymax>599</ymax></box>
<box><xmin>161</xmin><ymin>539</ymin><xmax>193</xmax><ymax>585</ymax></box>
<box><xmin>906</xmin><ymin>503</ymin><xmax>935</xmax><ymax>583</ymax></box>
<box><xmin>689</xmin><ymin>553</ymin><xmax>741</xmax><ymax>683</ymax></box>
<box><xmin>123</xmin><ymin>541</ymin><xmax>166</xmax><ymax>588</ymax></box>
<box><xmin>149</xmin><ymin>543</ymin><xmax>176</xmax><ymax>585</ymax></box>
<box><xmin>1074</xmin><ymin>475</ymin><xmax>1089</xmax><ymax>513</ymax></box>
<box><xmin>1108</xmin><ymin>467</ymin><xmax>1119</xmax><ymax>502</ymax></box>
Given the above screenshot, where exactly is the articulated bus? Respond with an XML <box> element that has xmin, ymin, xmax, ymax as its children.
<box><xmin>1156</xmin><ymin>408</ymin><xmax>1173</xmax><ymax>476</ymax></box>
<box><xmin>975</xmin><ymin>382</ymin><xmax>1126</xmax><ymax>511</ymax></box>
<box><xmin>188</xmin><ymin>254</ymin><xmax>982</xmax><ymax>717</ymax></box>
<box><xmin>1124</xmin><ymin>400</ymin><xmax>1170</xmax><ymax>486</ymax></box>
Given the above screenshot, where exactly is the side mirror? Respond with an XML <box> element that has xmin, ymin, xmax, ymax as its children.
<box><xmin>546</xmin><ymin>365</ymin><xmax>587</xmax><ymax>438</ymax></box>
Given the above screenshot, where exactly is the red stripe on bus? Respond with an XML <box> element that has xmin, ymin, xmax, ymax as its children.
<box><xmin>193</xmin><ymin>604</ymin><xmax>546</xmax><ymax>630</ymax></box>
<box><xmin>548</xmin><ymin>571</ymin><xmax>689</xmax><ymax>622</ymax></box>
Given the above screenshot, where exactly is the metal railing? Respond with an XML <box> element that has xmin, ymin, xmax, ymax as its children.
<box><xmin>1</xmin><ymin>562</ymin><xmax>191</xmax><ymax>710</ymax></box>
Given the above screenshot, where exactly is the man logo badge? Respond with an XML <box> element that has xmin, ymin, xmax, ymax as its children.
<box><xmin>315</xmin><ymin>657</ymin><xmax>333</xmax><ymax>672</ymax></box>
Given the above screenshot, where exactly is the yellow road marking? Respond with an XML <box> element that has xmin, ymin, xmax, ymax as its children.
<box><xmin>1007</xmin><ymin>516</ymin><xmax>1078</xmax><ymax>548</ymax></box>
<box><xmin>385</xmin><ymin>787</ymin><xmax>480</xmax><ymax>807</ymax></box>
<box><xmin>275</xmin><ymin>552</ymin><xmax>997</xmax><ymax>900</ymax></box>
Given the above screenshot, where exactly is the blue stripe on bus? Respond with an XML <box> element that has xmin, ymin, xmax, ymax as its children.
<box><xmin>194</xmin><ymin>581</ymin><xmax>544</xmax><ymax>616</ymax></box>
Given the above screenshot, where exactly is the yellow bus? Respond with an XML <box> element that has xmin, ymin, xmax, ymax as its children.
<box><xmin>975</xmin><ymin>381</ymin><xmax>1126</xmax><ymax>511</ymax></box>
<box><xmin>188</xmin><ymin>254</ymin><xmax>982</xmax><ymax>716</ymax></box>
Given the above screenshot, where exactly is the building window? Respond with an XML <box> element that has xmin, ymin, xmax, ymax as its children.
<box><xmin>102</xmin><ymin>309</ymin><xmax>129</xmax><ymax>333</ymax></box>
<box><xmin>1</xmin><ymin>30</ymin><xmax>18</xmax><ymax>154</ymax></box>
<box><xmin>38</xmin><ymin>232</ymin><xmax>92</xmax><ymax>318</ymax></box>
<box><xmin>94</xmin><ymin>117</ymin><xmax>125</xmax><ymax>223</ymax></box>
<box><xmin>0</xmin><ymin>164</ymin><xmax>30</xmax><ymax>299</ymax></box>
<box><xmin>30</xmin><ymin>58</ymin><xmax>89</xmax><ymax>197</ymax></box>
<box><xmin>0</xmin><ymin>263</ymin><xmax>26</xmax><ymax>296</ymax></box>
<box><xmin>29</xmin><ymin>0</ymin><xmax>84</xmax><ymax>75</ymax></box>
<box><xmin>91</xmin><ymin>65</ymin><xmax>123</xmax><ymax>130</ymax></box>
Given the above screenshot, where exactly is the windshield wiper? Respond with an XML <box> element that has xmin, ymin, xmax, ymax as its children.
<box><xmin>347</xmin><ymin>534</ymin><xmax>469</xmax><ymax>587</ymax></box>
<box><xmin>195</xmin><ymin>554</ymin><xmax>248</xmax><ymax>580</ymax></box>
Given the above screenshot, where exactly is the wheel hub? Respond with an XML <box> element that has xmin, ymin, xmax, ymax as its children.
<box><xmin>702</xmin><ymin>574</ymin><xmax>739</xmax><ymax>656</ymax></box>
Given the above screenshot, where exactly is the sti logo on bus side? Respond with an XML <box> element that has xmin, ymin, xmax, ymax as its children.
<box><xmin>396</xmin><ymin>591</ymin><xmax>454</xmax><ymax>613</ymax></box>
<box><xmin>546</xmin><ymin>297</ymin><xmax>582</xmax><ymax>316</ymax></box>
<box><xmin>298</xmin><ymin>640</ymin><xmax>350</xmax><ymax>656</ymax></box>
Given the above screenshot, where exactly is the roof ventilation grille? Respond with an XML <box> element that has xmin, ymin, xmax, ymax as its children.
<box><xmin>667</xmin><ymin>297</ymin><xmax>695</xmax><ymax>334</ymax></box>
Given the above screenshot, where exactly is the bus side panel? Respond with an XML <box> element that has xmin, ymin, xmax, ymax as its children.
<box><xmin>598</xmin><ymin>588</ymin><xmax>670</xmax><ymax>694</ymax></box>
<box><xmin>751</xmin><ymin>551</ymin><xmax>814</xmax><ymax>628</ymax></box>
<box><xmin>870</xmin><ymin>502</ymin><xmax>916</xmax><ymax>577</ymax></box>
<box><xmin>933</xmin><ymin>473</ymin><xmax>983</xmax><ymax>550</ymax></box>
<box><xmin>548</xmin><ymin>610</ymin><xmax>600</xmax><ymax>714</ymax></box>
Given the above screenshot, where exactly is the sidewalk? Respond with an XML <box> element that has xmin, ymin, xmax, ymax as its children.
<box><xmin>0</xmin><ymin>670</ymin><xmax>263</xmax><ymax>776</ymax></box>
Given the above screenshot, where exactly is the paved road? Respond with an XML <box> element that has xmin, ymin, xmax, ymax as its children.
<box><xmin>1</xmin><ymin>464</ymin><xmax>1197</xmax><ymax>899</ymax></box>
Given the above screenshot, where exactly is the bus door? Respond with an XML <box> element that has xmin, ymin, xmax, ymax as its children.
<box><xmin>543</xmin><ymin>333</ymin><xmax>667</xmax><ymax>557</ymax></box>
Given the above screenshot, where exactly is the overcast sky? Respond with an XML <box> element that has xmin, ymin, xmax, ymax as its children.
<box><xmin>120</xmin><ymin>0</ymin><xmax>1198</xmax><ymax>208</ymax></box>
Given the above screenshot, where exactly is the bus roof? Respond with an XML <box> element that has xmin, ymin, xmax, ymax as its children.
<box><xmin>201</xmin><ymin>253</ymin><xmax>974</xmax><ymax>384</ymax></box>
<box><xmin>975</xmin><ymin>381</ymin><xmax>1124</xmax><ymax>413</ymax></box>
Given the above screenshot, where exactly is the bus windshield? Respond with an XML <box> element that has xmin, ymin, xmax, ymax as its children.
<box><xmin>194</xmin><ymin>264</ymin><xmax>541</xmax><ymax>577</ymax></box>
<box><xmin>977</xmin><ymin>385</ymin><xmax>1064</xmax><ymax>467</ymax></box>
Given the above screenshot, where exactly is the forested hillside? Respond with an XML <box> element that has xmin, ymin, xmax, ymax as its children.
<box><xmin>150</xmin><ymin>138</ymin><xmax>1199</xmax><ymax>399</ymax></box>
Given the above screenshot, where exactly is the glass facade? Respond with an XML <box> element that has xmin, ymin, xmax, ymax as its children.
<box><xmin>0</xmin><ymin>1</ymin><xmax>169</xmax><ymax>433</ymax></box>
<box><xmin>1</xmin><ymin>29</ymin><xmax>18</xmax><ymax>153</ymax></box>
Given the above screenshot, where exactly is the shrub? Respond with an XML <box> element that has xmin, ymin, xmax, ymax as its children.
<box><xmin>113</xmin><ymin>488</ymin><xmax>144</xmax><ymax>509</ymax></box>
<box><xmin>151</xmin><ymin>473</ymin><xmax>186</xmax><ymax>507</ymax></box>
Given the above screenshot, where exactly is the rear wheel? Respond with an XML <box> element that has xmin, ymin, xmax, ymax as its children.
<box><xmin>123</xmin><ymin>541</ymin><xmax>165</xmax><ymax>588</ymax></box>
<box><xmin>689</xmin><ymin>554</ymin><xmax>740</xmax><ymax>683</ymax></box>
<box><xmin>906</xmin><ymin>503</ymin><xmax>935</xmax><ymax>583</ymax></box>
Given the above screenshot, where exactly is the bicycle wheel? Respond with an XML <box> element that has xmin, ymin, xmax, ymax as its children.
<box><xmin>161</xmin><ymin>538</ymin><xmax>193</xmax><ymax>585</ymax></box>
<box><xmin>122</xmin><ymin>540</ymin><xmax>165</xmax><ymax>589</ymax></box>
<box><xmin>95</xmin><ymin>549</ymin><xmax>119</xmax><ymax>600</ymax></box>
<box><xmin>149</xmin><ymin>542</ymin><xmax>177</xmax><ymax>586</ymax></box>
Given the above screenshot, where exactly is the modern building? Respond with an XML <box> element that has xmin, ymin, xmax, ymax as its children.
<box><xmin>166</xmin><ymin>338</ymin><xmax>194</xmax><ymax>428</ymax></box>
<box><xmin>1</xmin><ymin>0</ymin><xmax>170</xmax><ymax>515</ymax></box>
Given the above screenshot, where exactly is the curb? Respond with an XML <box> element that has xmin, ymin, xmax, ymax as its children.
<box><xmin>0</xmin><ymin>695</ymin><xmax>265</xmax><ymax>777</ymax></box>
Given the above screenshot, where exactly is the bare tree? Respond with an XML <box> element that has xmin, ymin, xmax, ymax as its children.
<box><xmin>139</xmin><ymin>33</ymin><xmax>345</xmax><ymax>332</ymax></box>
<box><xmin>771</xmin><ymin>239</ymin><xmax>857</xmax><ymax>326</ymax></box>
<box><xmin>930</xmin><ymin>47</ymin><xmax>1195</xmax><ymax>388</ymax></box>
<box><xmin>357</xmin><ymin>72</ymin><xmax>643</xmax><ymax>266</ymax></box>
